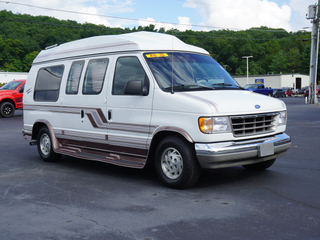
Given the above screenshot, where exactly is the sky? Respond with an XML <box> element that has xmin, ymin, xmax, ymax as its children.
<box><xmin>0</xmin><ymin>0</ymin><xmax>317</xmax><ymax>32</ymax></box>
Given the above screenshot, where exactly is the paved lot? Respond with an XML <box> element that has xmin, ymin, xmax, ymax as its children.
<box><xmin>0</xmin><ymin>97</ymin><xmax>319</xmax><ymax>240</ymax></box>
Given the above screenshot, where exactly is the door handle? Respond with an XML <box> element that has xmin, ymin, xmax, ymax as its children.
<box><xmin>108</xmin><ymin>110</ymin><xmax>112</xmax><ymax>120</ymax></box>
<box><xmin>81</xmin><ymin>109</ymin><xmax>84</xmax><ymax>118</ymax></box>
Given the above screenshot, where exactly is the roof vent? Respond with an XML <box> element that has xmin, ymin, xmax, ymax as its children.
<box><xmin>45</xmin><ymin>44</ymin><xmax>58</xmax><ymax>50</ymax></box>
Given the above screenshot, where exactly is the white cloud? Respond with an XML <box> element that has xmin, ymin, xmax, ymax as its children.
<box><xmin>177</xmin><ymin>16</ymin><xmax>192</xmax><ymax>31</ymax></box>
<box><xmin>2</xmin><ymin>0</ymin><xmax>135</xmax><ymax>28</ymax></box>
<box><xmin>184</xmin><ymin>0</ymin><xmax>292</xmax><ymax>31</ymax></box>
<box><xmin>138</xmin><ymin>17</ymin><xmax>174</xmax><ymax>30</ymax></box>
<box><xmin>289</xmin><ymin>0</ymin><xmax>316</xmax><ymax>31</ymax></box>
<box><xmin>138</xmin><ymin>17</ymin><xmax>192</xmax><ymax>31</ymax></box>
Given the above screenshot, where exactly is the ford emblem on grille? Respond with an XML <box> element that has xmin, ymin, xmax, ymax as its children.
<box><xmin>255</xmin><ymin>105</ymin><xmax>260</xmax><ymax>109</ymax></box>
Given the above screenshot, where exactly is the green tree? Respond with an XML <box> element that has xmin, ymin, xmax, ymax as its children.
<box><xmin>22</xmin><ymin>51</ymin><xmax>39</xmax><ymax>71</ymax></box>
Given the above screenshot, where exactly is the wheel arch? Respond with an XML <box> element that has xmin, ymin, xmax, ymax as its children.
<box><xmin>31</xmin><ymin>120</ymin><xmax>60</xmax><ymax>152</ymax></box>
<box><xmin>0</xmin><ymin>98</ymin><xmax>17</xmax><ymax>108</ymax></box>
<box><xmin>146</xmin><ymin>127</ymin><xmax>194</xmax><ymax>167</ymax></box>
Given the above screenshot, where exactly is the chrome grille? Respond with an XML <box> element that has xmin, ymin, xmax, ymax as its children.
<box><xmin>231</xmin><ymin>113</ymin><xmax>278</xmax><ymax>137</ymax></box>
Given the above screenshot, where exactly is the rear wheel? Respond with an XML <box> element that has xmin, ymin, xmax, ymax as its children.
<box><xmin>155</xmin><ymin>136</ymin><xmax>201</xmax><ymax>189</ymax></box>
<box><xmin>242</xmin><ymin>159</ymin><xmax>276</xmax><ymax>170</ymax></box>
<box><xmin>0</xmin><ymin>102</ymin><xmax>15</xmax><ymax>118</ymax></box>
<box><xmin>37</xmin><ymin>127</ymin><xmax>61</xmax><ymax>162</ymax></box>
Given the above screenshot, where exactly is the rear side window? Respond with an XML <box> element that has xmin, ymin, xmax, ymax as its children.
<box><xmin>83</xmin><ymin>58</ymin><xmax>109</xmax><ymax>95</ymax></box>
<box><xmin>66</xmin><ymin>61</ymin><xmax>84</xmax><ymax>94</ymax></box>
<box><xmin>34</xmin><ymin>65</ymin><xmax>64</xmax><ymax>101</ymax></box>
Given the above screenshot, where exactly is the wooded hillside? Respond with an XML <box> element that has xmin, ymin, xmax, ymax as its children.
<box><xmin>0</xmin><ymin>10</ymin><xmax>314</xmax><ymax>77</ymax></box>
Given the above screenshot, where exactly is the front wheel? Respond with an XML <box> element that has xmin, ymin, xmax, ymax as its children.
<box><xmin>155</xmin><ymin>136</ymin><xmax>201</xmax><ymax>189</ymax></box>
<box><xmin>242</xmin><ymin>159</ymin><xmax>276</xmax><ymax>170</ymax></box>
<box><xmin>37</xmin><ymin>127</ymin><xmax>61</xmax><ymax>162</ymax></box>
<box><xmin>0</xmin><ymin>102</ymin><xmax>15</xmax><ymax>118</ymax></box>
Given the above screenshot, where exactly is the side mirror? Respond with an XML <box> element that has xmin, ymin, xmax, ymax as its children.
<box><xmin>124</xmin><ymin>80</ymin><xmax>148</xmax><ymax>96</ymax></box>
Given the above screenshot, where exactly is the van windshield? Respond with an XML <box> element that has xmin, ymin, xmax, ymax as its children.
<box><xmin>144</xmin><ymin>52</ymin><xmax>241</xmax><ymax>92</ymax></box>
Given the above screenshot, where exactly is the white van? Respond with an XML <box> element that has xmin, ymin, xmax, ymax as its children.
<box><xmin>22</xmin><ymin>32</ymin><xmax>291</xmax><ymax>188</ymax></box>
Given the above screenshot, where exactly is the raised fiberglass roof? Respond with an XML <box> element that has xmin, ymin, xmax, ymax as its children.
<box><xmin>33</xmin><ymin>31</ymin><xmax>209</xmax><ymax>64</ymax></box>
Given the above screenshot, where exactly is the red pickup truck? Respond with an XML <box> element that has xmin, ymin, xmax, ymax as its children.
<box><xmin>0</xmin><ymin>79</ymin><xmax>26</xmax><ymax>118</ymax></box>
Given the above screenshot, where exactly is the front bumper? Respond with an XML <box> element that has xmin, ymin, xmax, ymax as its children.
<box><xmin>195</xmin><ymin>133</ymin><xmax>291</xmax><ymax>169</ymax></box>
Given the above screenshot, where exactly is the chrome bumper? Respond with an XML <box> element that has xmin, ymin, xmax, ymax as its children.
<box><xmin>195</xmin><ymin>133</ymin><xmax>291</xmax><ymax>169</ymax></box>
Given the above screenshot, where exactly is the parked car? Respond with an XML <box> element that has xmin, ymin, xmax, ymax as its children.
<box><xmin>0</xmin><ymin>79</ymin><xmax>26</xmax><ymax>118</ymax></box>
<box><xmin>296</xmin><ymin>86</ymin><xmax>309</xmax><ymax>95</ymax></box>
<box><xmin>244</xmin><ymin>84</ymin><xmax>273</xmax><ymax>96</ymax></box>
<box><xmin>304</xmin><ymin>85</ymin><xmax>320</xmax><ymax>98</ymax></box>
<box><xmin>282</xmin><ymin>88</ymin><xmax>293</xmax><ymax>97</ymax></box>
<box><xmin>273</xmin><ymin>89</ymin><xmax>286</xmax><ymax>98</ymax></box>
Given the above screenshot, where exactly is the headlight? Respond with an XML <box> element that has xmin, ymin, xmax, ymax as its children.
<box><xmin>278</xmin><ymin>111</ymin><xmax>287</xmax><ymax>126</ymax></box>
<box><xmin>199</xmin><ymin>117</ymin><xmax>231</xmax><ymax>134</ymax></box>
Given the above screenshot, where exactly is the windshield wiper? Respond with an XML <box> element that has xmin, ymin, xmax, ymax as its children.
<box><xmin>211</xmin><ymin>83</ymin><xmax>233</xmax><ymax>86</ymax></box>
<box><xmin>164</xmin><ymin>84</ymin><xmax>197</xmax><ymax>90</ymax></box>
<box><xmin>211</xmin><ymin>83</ymin><xmax>243</xmax><ymax>89</ymax></box>
<box><xmin>164</xmin><ymin>84</ymin><xmax>215</xmax><ymax>92</ymax></box>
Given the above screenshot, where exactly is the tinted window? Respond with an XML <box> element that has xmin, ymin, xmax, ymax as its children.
<box><xmin>66</xmin><ymin>61</ymin><xmax>84</xmax><ymax>94</ymax></box>
<box><xmin>144</xmin><ymin>52</ymin><xmax>241</xmax><ymax>92</ymax></box>
<box><xmin>83</xmin><ymin>58</ymin><xmax>109</xmax><ymax>95</ymax></box>
<box><xmin>34</xmin><ymin>65</ymin><xmax>64</xmax><ymax>101</ymax></box>
<box><xmin>113</xmin><ymin>57</ymin><xmax>148</xmax><ymax>95</ymax></box>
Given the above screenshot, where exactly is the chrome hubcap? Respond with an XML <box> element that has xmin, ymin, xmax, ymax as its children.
<box><xmin>161</xmin><ymin>147</ymin><xmax>183</xmax><ymax>179</ymax></box>
<box><xmin>40</xmin><ymin>133</ymin><xmax>51</xmax><ymax>155</ymax></box>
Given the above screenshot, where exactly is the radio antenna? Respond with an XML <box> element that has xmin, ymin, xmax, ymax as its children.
<box><xmin>171</xmin><ymin>33</ymin><xmax>174</xmax><ymax>94</ymax></box>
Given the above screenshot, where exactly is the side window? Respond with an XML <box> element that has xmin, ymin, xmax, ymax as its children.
<box><xmin>113</xmin><ymin>56</ymin><xmax>148</xmax><ymax>95</ymax></box>
<box><xmin>66</xmin><ymin>60</ymin><xmax>84</xmax><ymax>94</ymax></box>
<box><xmin>34</xmin><ymin>65</ymin><xmax>64</xmax><ymax>102</ymax></box>
<box><xmin>19</xmin><ymin>84</ymin><xmax>25</xmax><ymax>93</ymax></box>
<box><xmin>83</xmin><ymin>58</ymin><xmax>109</xmax><ymax>95</ymax></box>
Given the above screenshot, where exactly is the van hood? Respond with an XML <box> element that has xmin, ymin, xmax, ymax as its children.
<box><xmin>176</xmin><ymin>90</ymin><xmax>286</xmax><ymax>115</ymax></box>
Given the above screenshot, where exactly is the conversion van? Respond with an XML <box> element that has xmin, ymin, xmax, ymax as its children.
<box><xmin>22</xmin><ymin>32</ymin><xmax>291</xmax><ymax>188</ymax></box>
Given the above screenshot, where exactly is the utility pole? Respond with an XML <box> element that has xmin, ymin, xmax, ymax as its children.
<box><xmin>307</xmin><ymin>3</ymin><xmax>319</xmax><ymax>104</ymax></box>
<box><xmin>242</xmin><ymin>56</ymin><xmax>253</xmax><ymax>85</ymax></box>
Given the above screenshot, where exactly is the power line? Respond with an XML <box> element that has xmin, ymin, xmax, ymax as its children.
<box><xmin>0</xmin><ymin>0</ymin><xmax>290</xmax><ymax>32</ymax></box>
<box><xmin>0</xmin><ymin>0</ymin><xmax>219</xmax><ymax>30</ymax></box>
<box><xmin>0</xmin><ymin>17</ymin><xmax>129</xmax><ymax>32</ymax></box>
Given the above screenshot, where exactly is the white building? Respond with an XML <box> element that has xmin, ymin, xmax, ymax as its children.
<box><xmin>0</xmin><ymin>72</ymin><xmax>29</xmax><ymax>84</ymax></box>
<box><xmin>233</xmin><ymin>73</ymin><xmax>309</xmax><ymax>89</ymax></box>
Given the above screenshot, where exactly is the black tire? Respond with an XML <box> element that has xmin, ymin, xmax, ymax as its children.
<box><xmin>155</xmin><ymin>136</ymin><xmax>201</xmax><ymax>189</ymax></box>
<box><xmin>0</xmin><ymin>102</ymin><xmax>15</xmax><ymax>118</ymax></box>
<box><xmin>242</xmin><ymin>159</ymin><xmax>276</xmax><ymax>170</ymax></box>
<box><xmin>37</xmin><ymin>127</ymin><xmax>61</xmax><ymax>162</ymax></box>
